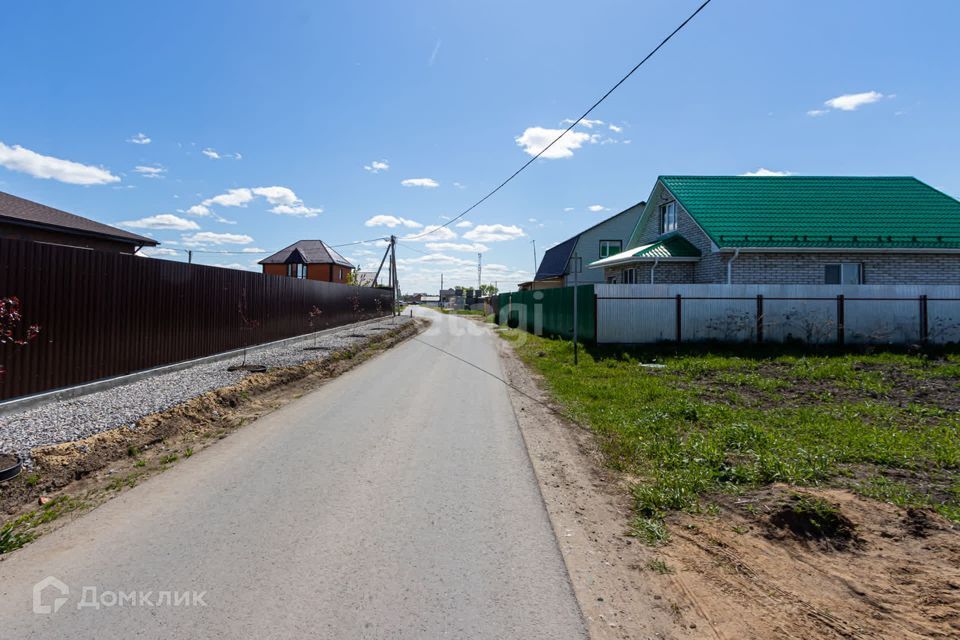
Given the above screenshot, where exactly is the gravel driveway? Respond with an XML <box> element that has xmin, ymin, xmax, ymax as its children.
<box><xmin>0</xmin><ymin>316</ymin><xmax>411</xmax><ymax>465</ymax></box>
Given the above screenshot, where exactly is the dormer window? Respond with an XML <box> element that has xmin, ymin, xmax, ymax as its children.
<box><xmin>660</xmin><ymin>202</ymin><xmax>677</xmax><ymax>234</ymax></box>
<box><xmin>286</xmin><ymin>262</ymin><xmax>307</xmax><ymax>278</ymax></box>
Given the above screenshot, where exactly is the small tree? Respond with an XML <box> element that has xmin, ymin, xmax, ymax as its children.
<box><xmin>308</xmin><ymin>305</ymin><xmax>323</xmax><ymax>348</ymax></box>
<box><xmin>0</xmin><ymin>296</ymin><xmax>40</xmax><ymax>383</ymax></box>
<box><xmin>235</xmin><ymin>288</ymin><xmax>261</xmax><ymax>368</ymax></box>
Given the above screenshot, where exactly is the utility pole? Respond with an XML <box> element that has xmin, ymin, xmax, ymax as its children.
<box><xmin>187</xmin><ymin>250</ymin><xmax>193</xmax><ymax>264</ymax></box>
<box><xmin>531</xmin><ymin>239</ymin><xmax>537</xmax><ymax>276</ymax></box>
<box><xmin>571</xmin><ymin>253</ymin><xmax>582</xmax><ymax>365</ymax></box>
<box><xmin>389</xmin><ymin>235</ymin><xmax>398</xmax><ymax>316</ymax></box>
<box><xmin>477</xmin><ymin>252</ymin><xmax>482</xmax><ymax>291</ymax></box>
<box><xmin>440</xmin><ymin>273</ymin><xmax>443</xmax><ymax>310</ymax></box>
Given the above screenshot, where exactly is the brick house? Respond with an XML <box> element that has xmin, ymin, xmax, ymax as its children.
<box><xmin>0</xmin><ymin>190</ymin><xmax>158</xmax><ymax>254</ymax></box>
<box><xmin>258</xmin><ymin>240</ymin><xmax>354</xmax><ymax>283</ymax></box>
<box><xmin>590</xmin><ymin>176</ymin><xmax>960</xmax><ymax>285</ymax></box>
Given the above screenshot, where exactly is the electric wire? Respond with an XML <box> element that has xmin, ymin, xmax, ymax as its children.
<box><xmin>403</xmin><ymin>0</ymin><xmax>713</xmax><ymax>241</ymax></box>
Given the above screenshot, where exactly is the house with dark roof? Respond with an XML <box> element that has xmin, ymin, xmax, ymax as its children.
<box><xmin>258</xmin><ymin>240</ymin><xmax>354</xmax><ymax>283</ymax></box>
<box><xmin>521</xmin><ymin>201</ymin><xmax>646</xmax><ymax>290</ymax></box>
<box><xmin>590</xmin><ymin>176</ymin><xmax>960</xmax><ymax>285</ymax></box>
<box><xmin>0</xmin><ymin>190</ymin><xmax>158</xmax><ymax>253</ymax></box>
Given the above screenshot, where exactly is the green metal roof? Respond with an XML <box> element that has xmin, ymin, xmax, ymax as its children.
<box><xmin>658</xmin><ymin>176</ymin><xmax>960</xmax><ymax>249</ymax></box>
<box><xmin>589</xmin><ymin>232</ymin><xmax>700</xmax><ymax>269</ymax></box>
<box><xmin>632</xmin><ymin>232</ymin><xmax>702</xmax><ymax>258</ymax></box>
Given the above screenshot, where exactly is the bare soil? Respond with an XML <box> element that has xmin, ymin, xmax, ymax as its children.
<box><xmin>0</xmin><ymin>319</ymin><xmax>424</xmax><ymax>540</ymax></box>
<box><xmin>498</xmin><ymin>334</ymin><xmax>960</xmax><ymax>640</ymax></box>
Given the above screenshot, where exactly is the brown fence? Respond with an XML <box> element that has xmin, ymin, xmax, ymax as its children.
<box><xmin>0</xmin><ymin>238</ymin><xmax>394</xmax><ymax>401</ymax></box>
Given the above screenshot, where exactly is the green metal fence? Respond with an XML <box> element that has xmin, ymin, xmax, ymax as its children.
<box><xmin>496</xmin><ymin>285</ymin><xmax>596</xmax><ymax>342</ymax></box>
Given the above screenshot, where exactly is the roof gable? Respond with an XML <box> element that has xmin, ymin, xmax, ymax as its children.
<box><xmin>259</xmin><ymin>240</ymin><xmax>354</xmax><ymax>267</ymax></box>
<box><xmin>656</xmin><ymin>176</ymin><xmax>960</xmax><ymax>250</ymax></box>
<box><xmin>0</xmin><ymin>190</ymin><xmax>158</xmax><ymax>246</ymax></box>
<box><xmin>535</xmin><ymin>201</ymin><xmax>646</xmax><ymax>280</ymax></box>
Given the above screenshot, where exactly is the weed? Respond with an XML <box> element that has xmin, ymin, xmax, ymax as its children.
<box><xmin>127</xmin><ymin>445</ymin><xmax>141</xmax><ymax>457</ymax></box>
<box><xmin>184</xmin><ymin>448</ymin><xmax>193</xmax><ymax>458</ymax></box>
<box><xmin>630</xmin><ymin>515</ymin><xmax>670</xmax><ymax>545</ymax></box>
<box><xmin>647</xmin><ymin>558</ymin><xmax>673</xmax><ymax>574</ymax></box>
<box><xmin>24</xmin><ymin>473</ymin><xmax>40</xmax><ymax>487</ymax></box>
<box><xmin>159</xmin><ymin>453</ymin><xmax>178</xmax><ymax>465</ymax></box>
<box><xmin>134</xmin><ymin>459</ymin><xmax>146</xmax><ymax>468</ymax></box>
<box><xmin>0</xmin><ymin>496</ymin><xmax>88</xmax><ymax>554</ymax></box>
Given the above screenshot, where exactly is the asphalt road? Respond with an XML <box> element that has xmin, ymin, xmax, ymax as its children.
<box><xmin>0</xmin><ymin>308</ymin><xmax>587</xmax><ymax>639</ymax></box>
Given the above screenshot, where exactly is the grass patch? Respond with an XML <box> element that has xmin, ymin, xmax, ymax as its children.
<box><xmin>0</xmin><ymin>496</ymin><xmax>89</xmax><ymax>554</ymax></box>
<box><xmin>159</xmin><ymin>453</ymin><xmax>179</xmax><ymax>465</ymax></box>
<box><xmin>500</xmin><ymin>330</ymin><xmax>960</xmax><ymax>539</ymax></box>
<box><xmin>646</xmin><ymin>558</ymin><xmax>673</xmax><ymax>574</ymax></box>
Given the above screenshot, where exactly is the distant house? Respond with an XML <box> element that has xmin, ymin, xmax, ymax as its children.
<box><xmin>258</xmin><ymin>240</ymin><xmax>354</xmax><ymax>283</ymax></box>
<box><xmin>591</xmin><ymin>176</ymin><xmax>960</xmax><ymax>285</ymax></box>
<box><xmin>0</xmin><ymin>190</ymin><xmax>158</xmax><ymax>254</ymax></box>
<box><xmin>524</xmin><ymin>201</ymin><xmax>646</xmax><ymax>290</ymax></box>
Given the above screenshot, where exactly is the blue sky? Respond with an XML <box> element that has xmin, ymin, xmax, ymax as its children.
<box><xmin>1</xmin><ymin>0</ymin><xmax>958</xmax><ymax>292</ymax></box>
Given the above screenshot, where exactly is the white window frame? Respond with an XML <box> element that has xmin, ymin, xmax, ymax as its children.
<box><xmin>660</xmin><ymin>202</ymin><xmax>678</xmax><ymax>234</ymax></box>
<box><xmin>622</xmin><ymin>267</ymin><xmax>637</xmax><ymax>284</ymax></box>
<box><xmin>598</xmin><ymin>239</ymin><xmax>622</xmax><ymax>259</ymax></box>
<box><xmin>824</xmin><ymin>262</ymin><xmax>863</xmax><ymax>285</ymax></box>
<box><xmin>287</xmin><ymin>262</ymin><xmax>307</xmax><ymax>279</ymax></box>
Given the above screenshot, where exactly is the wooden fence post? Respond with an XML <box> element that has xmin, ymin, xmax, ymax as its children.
<box><xmin>675</xmin><ymin>294</ymin><xmax>682</xmax><ymax>344</ymax></box>
<box><xmin>756</xmin><ymin>294</ymin><xmax>764</xmax><ymax>344</ymax></box>
<box><xmin>836</xmin><ymin>294</ymin><xmax>845</xmax><ymax>346</ymax></box>
<box><xmin>919</xmin><ymin>294</ymin><xmax>929</xmax><ymax>346</ymax></box>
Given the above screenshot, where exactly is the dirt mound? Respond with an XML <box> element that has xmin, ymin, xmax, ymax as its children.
<box><xmin>767</xmin><ymin>492</ymin><xmax>860</xmax><ymax>550</ymax></box>
<box><xmin>662</xmin><ymin>485</ymin><xmax>960</xmax><ymax>639</ymax></box>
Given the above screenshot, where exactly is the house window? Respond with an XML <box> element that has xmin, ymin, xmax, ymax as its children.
<box><xmin>599</xmin><ymin>240</ymin><xmax>622</xmax><ymax>259</ymax></box>
<box><xmin>660</xmin><ymin>202</ymin><xmax>677</xmax><ymax>234</ymax></box>
<box><xmin>287</xmin><ymin>263</ymin><xmax>307</xmax><ymax>279</ymax></box>
<box><xmin>824</xmin><ymin>263</ymin><xmax>863</xmax><ymax>284</ymax></box>
<box><xmin>622</xmin><ymin>268</ymin><xmax>637</xmax><ymax>284</ymax></box>
<box><xmin>338</xmin><ymin>268</ymin><xmax>343</xmax><ymax>280</ymax></box>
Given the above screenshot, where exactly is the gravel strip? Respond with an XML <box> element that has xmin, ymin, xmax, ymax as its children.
<box><xmin>0</xmin><ymin>316</ymin><xmax>412</xmax><ymax>465</ymax></box>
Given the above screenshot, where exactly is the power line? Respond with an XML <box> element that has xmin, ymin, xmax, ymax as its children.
<box><xmin>178</xmin><ymin>236</ymin><xmax>390</xmax><ymax>256</ymax></box>
<box><xmin>403</xmin><ymin>0</ymin><xmax>713</xmax><ymax>241</ymax></box>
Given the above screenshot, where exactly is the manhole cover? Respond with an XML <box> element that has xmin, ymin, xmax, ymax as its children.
<box><xmin>227</xmin><ymin>364</ymin><xmax>267</xmax><ymax>373</ymax></box>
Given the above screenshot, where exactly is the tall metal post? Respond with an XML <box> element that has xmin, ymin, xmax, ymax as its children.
<box><xmin>390</xmin><ymin>235</ymin><xmax>398</xmax><ymax>316</ymax></box>
<box><xmin>478</xmin><ymin>252</ymin><xmax>482</xmax><ymax>291</ymax></box>
<box><xmin>532</xmin><ymin>239</ymin><xmax>538</xmax><ymax>276</ymax></box>
<box><xmin>571</xmin><ymin>253</ymin><xmax>582</xmax><ymax>365</ymax></box>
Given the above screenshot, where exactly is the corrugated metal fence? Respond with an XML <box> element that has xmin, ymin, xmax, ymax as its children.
<box><xmin>595</xmin><ymin>284</ymin><xmax>960</xmax><ymax>345</ymax></box>
<box><xmin>0</xmin><ymin>238</ymin><xmax>394</xmax><ymax>401</ymax></box>
<box><xmin>496</xmin><ymin>285</ymin><xmax>596</xmax><ymax>342</ymax></box>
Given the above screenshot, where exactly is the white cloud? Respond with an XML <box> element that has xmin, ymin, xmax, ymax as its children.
<box><xmin>463</xmin><ymin>223</ymin><xmax>525</xmax><ymax>242</ymax></box>
<box><xmin>211</xmin><ymin>262</ymin><xmax>256</xmax><ymax>271</ymax></box>
<box><xmin>269</xmin><ymin>203</ymin><xmax>323</xmax><ymax>217</ymax></box>
<box><xmin>251</xmin><ymin>186</ymin><xmax>298</xmax><ymax>205</ymax></box>
<box><xmin>401</xmin><ymin>177</ymin><xmax>439</xmax><ymax>188</ymax></box>
<box><xmin>186</xmin><ymin>204</ymin><xmax>211</xmax><ymax>217</ymax></box>
<box><xmin>398</xmin><ymin>253</ymin><xmax>475</xmax><ymax>267</ymax></box>
<box><xmin>428</xmin><ymin>39</ymin><xmax>441</xmax><ymax>66</ymax></box>
<box><xmin>201</xmin><ymin>147</ymin><xmax>242</xmax><ymax>160</ymax></box>
<box><xmin>365</xmin><ymin>215</ymin><xmax>422</xmax><ymax>228</ymax></box>
<box><xmin>425</xmin><ymin>242</ymin><xmax>489</xmax><ymax>253</ymax></box>
<box><xmin>140</xmin><ymin>247</ymin><xmax>180</xmax><ymax>257</ymax></box>
<box><xmin>587</xmin><ymin>205</ymin><xmax>608</xmax><ymax>212</ymax></box>
<box><xmin>402</xmin><ymin>224</ymin><xmax>458</xmax><ymax>242</ymax></box>
<box><xmin>120</xmin><ymin>214</ymin><xmax>200</xmax><ymax>231</ymax></box>
<box><xmin>563</xmin><ymin>207</ymin><xmax>574</xmax><ymax>212</ymax></box>
<box><xmin>454</xmin><ymin>220</ymin><xmax>474</xmax><ymax>228</ymax></box>
<box><xmin>824</xmin><ymin>91</ymin><xmax>884</xmax><ymax>111</ymax></box>
<box><xmin>0</xmin><ymin>141</ymin><xmax>120</xmax><ymax>185</ymax></box>
<box><xmin>740</xmin><ymin>168</ymin><xmax>793</xmax><ymax>177</ymax></box>
<box><xmin>515</xmin><ymin>127</ymin><xmax>593</xmax><ymax>159</ymax></box>
<box><xmin>127</xmin><ymin>132</ymin><xmax>151</xmax><ymax>145</ymax></box>
<box><xmin>240</xmin><ymin>247</ymin><xmax>267</xmax><ymax>253</ymax></box>
<box><xmin>608</xmin><ymin>124</ymin><xmax>623</xmax><ymax>133</ymax></box>
<box><xmin>452</xmin><ymin>181</ymin><xmax>465</xmax><ymax>189</ymax></box>
<box><xmin>133</xmin><ymin>164</ymin><xmax>166</xmax><ymax>178</ymax></box>
<box><xmin>364</xmin><ymin>160</ymin><xmax>389</xmax><ymax>173</ymax></box>
<box><xmin>561</xmin><ymin>118</ymin><xmax>605</xmax><ymax>129</ymax></box>
<box><xmin>806</xmin><ymin>109</ymin><xmax>830</xmax><ymax>117</ymax></box>
<box><xmin>181</xmin><ymin>232</ymin><xmax>254</xmax><ymax>246</ymax></box>
<box><xmin>202</xmin><ymin>188</ymin><xmax>254</xmax><ymax>207</ymax></box>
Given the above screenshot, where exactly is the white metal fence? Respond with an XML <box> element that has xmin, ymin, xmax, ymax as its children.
<box><xmin>595</xmin><ymin>284</ymin><xmax>960</xmax><ymax>345</ymax></box>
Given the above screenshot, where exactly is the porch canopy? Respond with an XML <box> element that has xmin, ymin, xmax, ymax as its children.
<box><xmin>589</xmin><ymin>232</ymin><xmax>701</xmax><ymax>269</ymax></box>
